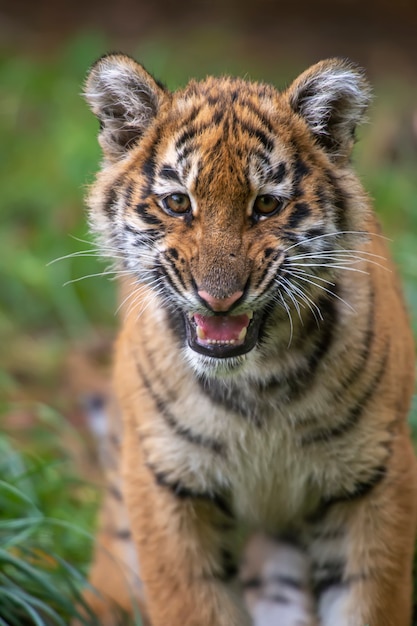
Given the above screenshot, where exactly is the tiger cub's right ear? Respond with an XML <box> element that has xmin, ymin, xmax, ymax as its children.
<box><xmin>84</xmin><ymin>54</ymin><xmax>168</xmax><ymax>162</ymax></box>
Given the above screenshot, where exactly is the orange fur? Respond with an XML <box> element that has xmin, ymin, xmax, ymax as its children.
<box><xmin>80</xmin><ymin>55</ymin><xmax>417</xmax><ymax>626</ymax></box>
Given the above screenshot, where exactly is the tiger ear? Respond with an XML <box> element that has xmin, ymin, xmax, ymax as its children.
<box><xmin>84</xmin><ymin>53</ymin><xmax>168</xmax><ymax>162</ymax></box>
<box><xmin>285</xmin><ymin>58</ymin><xmax>372</xmax><ymax>162</ymax></box>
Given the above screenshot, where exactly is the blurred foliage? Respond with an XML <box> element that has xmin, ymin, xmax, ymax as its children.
<box><xmin>0</xmin><ymin>30</ymin><xmax>416</xmax><ymax>624</ymax></box>
<box><xmin>0</xmin><ymin>413</ymin><xmax>142</xmax><ymax>625</ymax></box>
<box><xmin>0</xmin><ymin>411</ymin><xmax>100</xmax><ymax>624</ymax></box>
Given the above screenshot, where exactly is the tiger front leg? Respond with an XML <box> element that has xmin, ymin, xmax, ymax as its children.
<box><xmin>306</xmin><ymin>439</ymin><xmax>417</xmax><ymax>626</ymax></box>
<box><xmin>123</xmin><ymin>418</ymin><xmax>250</xmax><ymax>626</ymax></box>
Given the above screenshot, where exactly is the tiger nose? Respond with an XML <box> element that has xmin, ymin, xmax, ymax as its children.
<box><xmin>198</xmin><ymin>289</ymin><xmax>243</xmax><ymax>312</ymax></box>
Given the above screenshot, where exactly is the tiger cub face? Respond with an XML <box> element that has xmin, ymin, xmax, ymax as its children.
<box><xmin>85</xmin><ymin>55</ymin><xmax>371</xmax><ymax>375</ymax></box>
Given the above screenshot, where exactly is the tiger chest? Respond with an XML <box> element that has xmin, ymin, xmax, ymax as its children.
<box><xmin>138</xmin><ymin>376</ymin><xmax>323</xmax><ymax>530</ymax></box>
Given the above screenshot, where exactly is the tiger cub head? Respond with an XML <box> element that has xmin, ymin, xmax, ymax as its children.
<box><xmin>84</xmin><ymin>54</ymin><xmax>371</xmax><ymax>374</ymax></box>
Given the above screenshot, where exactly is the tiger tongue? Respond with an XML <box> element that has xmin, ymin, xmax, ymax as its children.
<box><xmin>193</xmin><ymin>313</ymin><xmax>250</xmax><ymax>343</ymax></box>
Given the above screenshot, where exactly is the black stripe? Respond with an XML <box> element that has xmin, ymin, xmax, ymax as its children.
<box><xmin>326</xmin><ymin>171</ymin><xmax>350</xmax><ymax>232</ymax></box>
<box><xmin>313</xmin><ymin>562</ymin><xmax>365</xmax><ymax>598</ymax></box>
<box><xmin>325</xmin><ymin>464</ymin><xmax>387</xmax><ymax>507</ymax></box>
<box><xmin>179</xmin><ymin>142</ymin><xmax>197</xmax><ymax>161</ymax></box>
<box><xmin>304</xmin><ymin>294</ymin><xmax>337</xmax><ymax>369</ymax></box>
<box><xmin>254</xmin><ymin>258</ymin><xmax>276</xmax><ymax>291</ymax></box>
<box><xmin>136</xmin><ymin>359</ymin><xmax>225</xmax><ymax>455</ymax></box>
<box><xmin>235</xmin><ymin>116</ymin><xmax>275</xmax><ymax>152</ymax></box>
<box><xmin>206</xmin><ymin>94</ymin><xmax>218</xmax><ymax>106</ymax></box>
<box><xmin>135</xmin><ymin>202</ymin><xmax>163</xmax><ymax>226</ymax></box>
<box><xmin>264</xmin><ymin>593</ymin><xmax>291</xmax><ymax>604</ymax></box>
<box><xmin>268</xmin><ymin>574</ymin><xmax>305</xmax><ymax>591</ymax></box>
<box><xmin>256</xmin><ymin>262</ymin><xmax>283</xmax><ymax>299</ymax></box>
<box><xmin>267</xmin><ymin>294</ymin><xmax>337</xmax><ymax>399</ymax></box>
<box><xmin>240</xmin><ymin>99</ymin><xmax>276</xmax><ymax>136</ymax></box>
<box><xmin>158</xmin><ymin>165</ymin><xmax>181</xmax><ymax>184</ymax></box>
<box><xmin>114</xmin><ymin>528</ymin><xmax>131</xmax><ymax>540</ymax></box>
<box><xmin>161</xmin><ymin>288</ymin><xmax>187</xmax><ymax>344</ymax></box>
<box><xmin>250</xmin><ymin>148</ymin><xmax>272</xmax><ymax>169</ymax></box>
<box><xmin>124</xmin><ymin>223</ymin><xmax>162</xmax><ymax>245</ymax></box>
<box><xmin>212</xmin><ymin>108</ymin><xmax>225</xmax><ymax>126</ymax></box>
<box><xmin>123</xmin><ymin>181</ymin><xmax>135</xmax><ymax>208</ymax></box>
<box><xmin>286</xmin><ymin>201</ymin><xmax>311</xmax><ymax>229</ymax></box>
<box><xmin>160</xmin><ymin>262</ymin><xmax>184</xmax><ymax>299</ymax></box>
<box><xmin>146</xmin><ymin>462</ymin><xmax>233</xmax><ymax>517</ymax></box>
<box><xmin>207</xmin><ymin>135</ymin><xmax>223</xmax><ymax>156</ymax></box>
<box><xmin>312</xmin><ymin>561</ymin><xmax>344</xmax><ymax>597</ymax></box>
<box><xmin>108</xmin><ymin>483</ymin><xmax>123</xmax><ymax>502</ymax></box>
<box><xmin>241</xmin><ymin>577</ymin><xmax>261</xmax><ymax>589</ymax></box>
<box><xmin>270</xmin><ymin>162</ymin><xmax>287</xmax><ymax>184</ymax></box>
<box><xmin>103</xmin><ymin>185</ymin><xmax>119</xmax><ymax>217</ymax></box>
<box><xmin>341</xmin><ymin>289</ymin><xmax>375</xmax><ymax>389</ymax></box>
<box><xmin>292</xmin><ymin>156</ymin><xmax>310</xmax><ymax>196</ymax></box>
<box><xmin>308</xmin><ymin>463</ymin><xmax>387</xmax><ymax>524</ymax></box>
<box><xmin>175</xmin><ymin>123</ymin><xmax>212</xmax><ymax>151</ymax></box>
<box><xmin>305</xmin><ymin>226</ymin><xmax>326</xmax><ymax>241</ymax></box>
<box><xmin>141</xmin><ymin>156</ymin><xmax>156</xmax><ymax>185</ymax></box>
<box><xmin>281</xmin><ymin>231</ymin><xmax>305</xmax><ymax>249</ymax></box>
<box><xmin>196</xmin><ymin>377</ymin><xmax>263</xmax><ymax>427</ymax></box>
<box><xmin>301</xmin><ymin>341</ymin><xmax>389</xmax><ymax>445</ymax></box>
<box><xmin>138</xmin><ymin>128</ymin><xmax>161</xmax><ymax>200</ymax></box>
<box><xmin>316</xmin><ymin>184</ymin><xmax>329</xmax><ymax>209</ymax></box>
<box><xmin>219</xmin><ymin>548</ymin><xmax>238</xmax><ymax>581</ymax></box>
<box><xmin>166</xmin><ymin>247</ymin><xmax>179</xmax><ymax>260</ymax></box>
<box><xmin>181</xmin><ymin>104</ymin><xmax>202</xmax><ymax>127</ymax></box>
<box><xmin>164</xmin><ymin>257</ymin><xmax>187</xmax><ymax>291</ymax></box>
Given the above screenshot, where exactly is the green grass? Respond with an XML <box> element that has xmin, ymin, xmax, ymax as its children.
<box><xmin>0</xmin><ymin>414</ymin><xmax>100</xmax><ymax>625</ymax></box>
<box><xmin>1</xmin><ymin>31</ymin><xmax>416</xmax><ymax>624</ymax></box>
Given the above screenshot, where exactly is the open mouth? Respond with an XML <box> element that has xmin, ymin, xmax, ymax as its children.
<box><xmin>185</xmin><ymin>310</ymin><xmax>261</xmax><ymax>358</ymax></box>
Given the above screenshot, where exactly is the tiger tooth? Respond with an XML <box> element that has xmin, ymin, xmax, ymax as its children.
<box><xmin>247</xmin><ymin>311</ymin><xmax>254</xmax><ymax>320</ymax></box>
<box><xmin>196</xmin><ymin>326</ymin><xmax>206</xmax><ymax>340</ymax></box>
<box><xmin>238</xmin><ymin>327</ymin><xmax>247</xmax><ymax>342</ymax></box>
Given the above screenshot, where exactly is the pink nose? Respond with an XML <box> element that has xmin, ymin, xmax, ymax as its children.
<box><xmin>198</xmin><ymin>290</ymin><xmax>243</xmax><ymax>312</ymax></box>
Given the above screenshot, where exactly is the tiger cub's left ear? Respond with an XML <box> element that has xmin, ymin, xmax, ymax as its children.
<box><xmin>84</xmin><ymin>53</ymin><xmax>168</xmax><ymax>163</ymax></box>
<box><xmin>285</xmin><ymin>58</ymin><xmax>372</xmax><ymax>162</ymax></box>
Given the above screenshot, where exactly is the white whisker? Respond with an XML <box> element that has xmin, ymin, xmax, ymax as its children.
<box><xmin>288</xmin><ymin>269</ymin><xmax>336</xmax><ymax>286</ymax></box>
<box><xmin>63</xmin><ymin>268</ymin><xmax>134</xmax><ymax>286</ymax></box>
<box><xmin>278</xmin><ymin>291</ymin><xmax>294</xmax><ymax>348</ymax></box>
<box><xmin>289</xmin><ymin>249</ymin><xmax>386</xmax><ymax>261</ymax></box>
<box><xmin>284</xmin><ymin>230</ymin><xmax>364</xmax><ymax>252</ymax></box>
<box><xmin>289</xmin><ymin>262</ymin><xmax>369</xmax><ymax>274</ymax></box>
<box><xmin>279</xmin><ymin>277</ymin><xmax>304</xmax><ymax>321</ymax></box>
<box><xmin>280</xmin><ymin>276</ymin><xmax>323</xmax><ymax>324</ymax></box>
<box><xmin>285</xmin><ymin>269</ymin><xmax>356</xmax><ymax>313</ymax></box>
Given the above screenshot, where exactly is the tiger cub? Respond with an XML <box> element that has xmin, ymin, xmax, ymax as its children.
<box><xmin>81</xmin><ymin>54</ymin><xmax>417</xmax><ymax>626</ymax></box>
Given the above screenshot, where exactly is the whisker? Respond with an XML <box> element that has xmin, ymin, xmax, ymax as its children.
<box><xmin>288</xmin><ymin>251</ymin><xmax>389</xmax><ymax>273</ymax></box>
<box><xmin>288</xmin><ymin>269</ymin><xmax>336</xmax><ymax>286</ymax></box>
<box><xmin>289</xmin><ymin>262</ymin><xmax>369</xmax><ymax>274</ymax></box>
<box><xmin>63</xmin><ymin>268</ymin><xmax>134</xmax><ymax>286</ymax></box>
<box><xmin>115</xmin><ymin>279</ymin><xmax>144</xmax><ymax>315</ymax></box>
<box><xmin>277</xmin><ymin>291</ymin><xmax>294</xmax><ymax>348</ymax></box>
<box><xmin>283</xmin><ymin>230</ymin><xmax>388</xmax><ymax>254</ymax></box>
<box><xmin>278</xmin><ymin>278</ymin><xmax>303</xmax><ymax>322</ymax></box>
<box><xmin>289</xmin><ymin>249</ymin><xmax>387</xmax><ymax>261</ymax></box>
<box><xmin>48</xmin><ymin>250</ymin><xmax>126</xmax><ymax>265</ymax></box>
<box><xmin>281</xmin><ymin>276</ymin><xmax>323</xmax><ymax>324</ymax></box>
<box><xmin>124</xmin><ymin>276</ymin><xmax>167</xmax><ymax>319</ymax></box>
<box><xmin>285</xmin><ymin>269</ymin><xmax>355</xmax><ymax>313</ymax></box>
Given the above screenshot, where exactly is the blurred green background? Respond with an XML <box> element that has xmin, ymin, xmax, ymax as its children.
<box><xmin>0</xmin><ymin>0</ymin><xmax>416</xmax><ymax>623</ymax></box>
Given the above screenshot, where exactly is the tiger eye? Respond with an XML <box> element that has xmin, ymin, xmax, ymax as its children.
<box><xmin>164</xmin><ymin>193</ymin><xmax>191</xmax><ymax>215</ymax></box>
<box><xmin>253</xmin><ymin>194</ymin><xmax>283</xmax><ymax>217</ymax></box>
